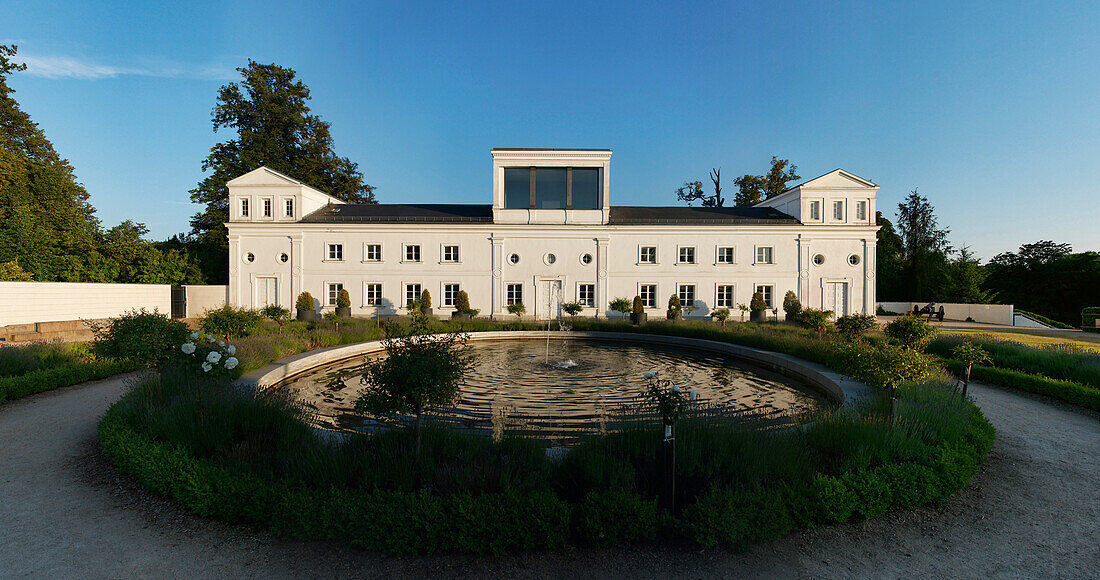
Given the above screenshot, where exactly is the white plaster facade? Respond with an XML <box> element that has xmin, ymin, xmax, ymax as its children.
<box><xmin>225</xmin><ymin>150</ymin><xmax>879</xmax><ymax>320</ymax></box>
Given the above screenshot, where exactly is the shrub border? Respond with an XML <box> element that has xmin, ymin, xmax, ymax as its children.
<box><xmin>940</xmin><ymin>357</ymin><xmax>1100</xmax><ymax>411</ymax></box>
<box><xmin>0</xmin><ymin>358</ymin><xmax>142</xmax><ymax>404</ymax></box>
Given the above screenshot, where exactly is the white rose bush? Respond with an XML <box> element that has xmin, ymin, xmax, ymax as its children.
<box><xmin>173</xmin><ymin>333</ymin><xmax>241</xmax><ymax>383</ymax></box>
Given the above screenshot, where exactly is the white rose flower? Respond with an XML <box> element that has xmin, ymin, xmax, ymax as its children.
<box><xmin>224</xmin><ymin>357</ymin><xmax>239</xmax><ymax>370</ymax></box>
<box><xmin>672</xmin><ymin>385</ymin><xmax>682</xmax><ymax>393</ymax></box>
<box><xmin>190</xmin><ymin>332</ymin><xmax>199</xmax><ymax>339</ymax></box>
<box><xmin>643</xmin><ymin>372</ymin><xmax>656</xmax><ymax>379</ymax></box>
<box><xmin>690</xmin><ymin>389</ymin><xmax>699</xmax><ymax>401</ymax></box>
<box><xmin>207</xmin><ymin>334</ymin><xmax>215</xmax><ymax>342</ymax></box>
<box><xmin>181</xmin><ymin>343</ymin><xmax>196</xmax><ymax>355</ymax></box>
<box><xmin>219</xmin><ymin>341</ymin><xmax>226</xmax><ymax>348</ymax></box>
<box><xmin>226</xmin><ymin>345</ymin><xmax>236</xmax><ymax>355</ymax></box>
<box><xmin>202</xmin><ymin>362</ymin><xmax>213</xmax><ymax>372</ymax></box>
<box><xmin>206</xmin><ymin>351</ymin><xmax>222</xmax><ymax>364</ymax></box>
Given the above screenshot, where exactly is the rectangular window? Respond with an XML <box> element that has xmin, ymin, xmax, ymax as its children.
<box><xmin>755</xmin><ymin>285</ymin><xmax>774</xmax><ymax>308</ymax></box>
<box><xmin>404</xmin><ymin>244</ymin><xmax>421</xmax><ymax>262</ymax></box>
<box><xmin>640</xmin><ymin>284</ymin><xmax>657</xmax><ymax>308</ymax></box>
<box><xmin>535</xmin><ymin>168</ymin><xmax>568</xmax><ymax>209</ymax></box>
<box><xmin>263</xmin><ymin>198</ymin><xmax>272</xmax><ymax>217</ymax></box>
<box><xmin>571</xmin><ymin>168</ymin><xmax>600</xmax><ymax>209</ymax></box>
<box><xmin>856</xmin><ymin>201</ymin><xmax>866</xmax><ymax>220</ymax></box>
<box><xmin>639</xmin><ymin>246</ymin><xmax>657</xmax><ymax>264</ymax></box>
<box><xmin>808</xmin><ymin>200</ymin><xmax>820</xmax><ymax>220</ymax></box>
<box><xmin>327</xmin><ymin>243</ymin><xmax>343</xmax><ymax>261</ymax></box>
<box><xmin>833</xmin><ymin>201</ymin><xmax>844</xmax><ymax>220</ymax></box>
<box><xmin>755</xmin><ymin>246</ymin><xmax>773</xmax><ymax>264</ymax></box>
<box><xmin>443</xmin><ymin>283</ymin><xmax>460</xmax><ymax>307</ymax></box>
<box><xmin>504</xmin><ymin>168</ymin><xmax>532</xmax><ymax>209</ymax></box>
<box><xmin>241</xmin><ymin>198</ymin><xmax>249</xmax><ymax>217</ymax></box>
<box><xmin>327</xmin><ymin>283</ymin><xmax>344</xmax><ymax>306</ymax></box>
<box><xmin>364</xmin><ymin>244</ymin><xmax>381</xmax><ymax>262</ymax></box>
<box><xmin>364</xmin><ymin>283</ymin><xmax>382</xmax><ymax>306</ymax></box>
<box><xmin>717</xmin><ymin>247</ymin><xmax>735</xmax><ymax>264</ymax></box>
<box><xmin>285</xmin><ymin>199</ymin><xmax>294</xmax><ymax>217</ymax></box>
<box><xmin>405</xmin><ymin>284</ymin><xmax>421</xmax><ymax>308</ymax></box>
<box><xmin>678</xmin><ymin>284</ymin><xmax>696</xmax><ymax>308</ymax></box>
<box><xmin>506</xmin><ymin>283</ymin><xmax>523</xmax><ymax>306</ymax></box>
<box><xmin>578</xmin><ymin>284</ymin><xmax>595</xmax><ymax>307</ymax></box>
<box><xmin>717</xmin><ymin>285</ymin><xmax>735</xmax><ymax>308</ymax></box>
<box><xmin>442</xmin><ymin>245</ymin><xmax>459</xmax><ymax>263</ymax></box>
<box><xmin>678</xmin><ymin>246</ymin><xmax>696</xmax><ymax>264</ymax></box>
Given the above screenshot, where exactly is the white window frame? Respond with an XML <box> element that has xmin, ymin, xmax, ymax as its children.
<box><xmin>404</xmin><ymin>282</ymin><xmax>422</xmax><ymax>309</ymax></box>
<box><xmin>755</xmin><ymin>284</ymin><xmax>775</xmax><ymax>309</ymax></box>
<box><xmin>240</xmin><ymin>197</ymin><xmax>250</xmax><ymax>218</ymax></box>
<box><xmin>326</xmin><ymin>242</ymin><xmax>344</xmax><ymax>262</ymax></box>
<box><xmin>716</xmin><ymin>284</ymin><xmax>735</xmax><ymax>308</ymax></box>
<box><xmin>261</xmin><ymin>197</ymin><xmax>273</xmax><ymax>218</ymax></box>
<box><xmin>638</xmin><ymin>283</ymin><xmax>658</xmax><ymax>309</ymax></box>
<box><xmin>833</xmin><ymin>200</ymin><xmax>844</xmax><ymax>221</ymax></box>
<box><xmin>442</xmin><ymin>282</ymin><xmax>461</xmax><ymax>307</ymax></box>
<box><xmin>638</xmin><ymin>245</ymin><xmax>658</xmax><ymax>265</ymax></box>
<box><xmin>326</xmin><ymin>282</ymin><xmax>344</xmax><ymax>307</ymax></box>
<box><xmin>577</xmin><ymin>283</ymin><xmax>595</xmax><ymax>307</ymax></box>
<box><xmin>808</xmin><ymin>200</ymin><xmax>820</xmax><ymax>221</ymax></box>
<box><xmin>677</xmin><ymin>245</ymin><xmax>696</xmax><ymax>265</ymax></box>
<box><xmin>506</xmin><ymin>282</ymin><xmax>524</xmax><ymax>306</ymax></box>
<box><xmin>362</xmin><ymin>242</ymin><xmax>382</xmax><ymax>263</ymax></box>
<box><xmin>284</xmin><ymin>198</ymin><xmax>294</xmax><ymax>218</ymax></box>
<box><xmin>441</xmin><ymin>243</ymin><xmax>460</xmax><ymax>264</ymax></box>
<box><xmin>403</xmin><ymin>243</ymin><xmax>422</xmax><ymax>263</ymax></box>
<box><xmin>715</xmin><ymin>246</ymin><xmax>737</xmax><ymax>265</ymax></box>
<box><xmin>678</xmin><ymin>283</ymin><xmax>696</xmax><ymax>308</ymax></box>
<box><xmin>754</xmin><ymin>246</ymin><xmax>774</xmax><ymax>265</ymax></box>
<box><xmin>855</xmin><ymin>200</ymin><xmax>867</xmax><ymax>221</ymax></box>
<box><xmin>363</xmin><ymin>282</ymin><xmax>382</xmax><ymax>307</ymax></box>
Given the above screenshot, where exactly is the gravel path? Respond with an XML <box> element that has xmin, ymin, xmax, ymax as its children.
<box><xmin>1</xmin><ymin>374</ymin><xmax>1097</xmax><ymax>578</ymax></box>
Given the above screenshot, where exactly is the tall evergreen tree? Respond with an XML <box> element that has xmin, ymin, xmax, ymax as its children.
<box><xmin>190</xmin><ymin>60</ymin><xmax>376</xmax><ymax>282</ymax></box>
<box><xmin>895</xmin><ymin>189</ymin><xmax>953</xmax><ymax>301</ymax></box>
<box><xmin>0</xmin><ymin>45</ymin><xmax>103</xmax><ymax>280</ymax></box>
<box><xmin>942</xmin><ymin>246</ymin><xmax>991</xmax><ymax>303</ymax></box>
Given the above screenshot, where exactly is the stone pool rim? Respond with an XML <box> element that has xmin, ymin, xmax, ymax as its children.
<box><xmin>238</xmin><ymin>331</ymin><xmax>871</xmax><ymax>408</ymax></box>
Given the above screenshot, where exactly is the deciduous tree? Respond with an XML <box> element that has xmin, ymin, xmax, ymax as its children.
<box><xmin>733</xmin><ymin>157</ymin><xmax>800</xmax><ymax>206</ymax></box>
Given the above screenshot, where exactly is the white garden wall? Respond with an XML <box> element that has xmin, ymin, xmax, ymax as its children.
<box><xmin>0</xmin><ymin>281</ymin><xmax>172</xmax><ymax>327</ymax></box>
<box><xmin>180</xmin><ymin>285</ymin><xmax>228</xmax><ymax>318</ymax></box>
<box><xmin>876</xmin><ymin>302</ymin><xmax>1014</xmax><ymax>326</ymax></box>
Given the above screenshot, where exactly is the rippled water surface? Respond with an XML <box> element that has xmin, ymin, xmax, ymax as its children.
<box><xmin>279</xmin><ymin>338</ymin><xmax>830</xmax><ymax>442</ymax></box>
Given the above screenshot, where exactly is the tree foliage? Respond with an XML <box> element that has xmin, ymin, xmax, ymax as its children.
<box><xmin>733</xmin><ymin>157</ymin><xmax>800</xmax><ymax>206</ymax></box>
<box><xmin>875</xmin><ymin>211</ymin><xmax>906</xmax><ymax>301</ymax></box>
<box><xmin>675</xmin><ymin>168</ymin><xmax>725</xmax><ymax>207</ymax></box>
<box><xmin>189</xmin><ymin>60</ymin><xmax>376</xmax><ymax>283</ymax></box>
<box><xmin>984</xmin><ymin>241</ymin><xmax>1100</xmax><ymax>325</ymax></box>
<box><xmin>941</xmin><ymin>246</ymin><xmax>991</xmax><ymax>304</ymax></box>
<box><xmin>895</xmin><ymin>189</ymin><xmax>952</xmax><ymax>301</ymax></box>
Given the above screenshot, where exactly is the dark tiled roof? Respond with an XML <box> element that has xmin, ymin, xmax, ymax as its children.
<box><xmin>300</xmin><ymin>203</ymin><xmax>798</xmax><ymax>225</ymax></box>
<box><xmin>300</xmin><ymin>204</ymin><xmax>493</xmax><ymax>223</ymax></box>
<box><xmin>609</xmin><ymin>206</ymin><xmax>798</xmax><ymax>225</ymax></box>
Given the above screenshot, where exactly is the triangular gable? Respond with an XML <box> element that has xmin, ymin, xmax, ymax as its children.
<box><xmin>226</xmin><ymin>166</ymin><xmax>303</xmax><ymax>187</ymax></box>
<box><xmin>786</xmin><ymin>169</ymin><xmax>877</xmax><ymax>191</ymax></box>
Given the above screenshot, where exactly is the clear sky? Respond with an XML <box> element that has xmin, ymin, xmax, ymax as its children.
<box><xmin>5</xmin><ymin>0</ymin><xmax>1098</xmax><ymax>260</ymax></box>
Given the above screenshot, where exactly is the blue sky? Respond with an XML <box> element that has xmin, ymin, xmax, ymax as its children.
<box><xmin>5</xmin><ymin>0</ymin><xmax>1098</xmax><ymax>260</ymax></box>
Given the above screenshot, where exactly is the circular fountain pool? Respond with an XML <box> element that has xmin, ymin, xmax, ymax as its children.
<box><xmin>277</xmin><ymin>338</ymin><xmax>831</xmax><ymax>443</ymax></box>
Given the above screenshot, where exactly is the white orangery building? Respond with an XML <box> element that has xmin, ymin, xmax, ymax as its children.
<box><xmin>226</xmin><ymin>149</ymin><xmax>878</xmax><ymax>320</ymax></box>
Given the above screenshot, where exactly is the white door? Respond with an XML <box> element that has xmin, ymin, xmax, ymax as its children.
<box><xmin>825</xmin><ymin>282</ymin><xmax>848</xmax><ymax>317</ymax></box>
<box><xmin>254</xmin><ymin>277</ymin><xmax>277</xmax><ymax>308</ymax></box>
<box><xmin>536</xmin><ymin>280</ymin><xmax>563</xmax><ymax>320</ymax></box>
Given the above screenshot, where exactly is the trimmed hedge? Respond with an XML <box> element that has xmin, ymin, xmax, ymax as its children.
<box><xmin>0</xmin><ymin>358</ymin><xmax>142</xmax><ymax>404</ymax></box>
<box><xmin>1015</xmin><ymin>309</ymin><xmax>1075</xmax><ymax>330</ymax></box>
<box><xmin>941</xmin><ymin>358</ymin><xmax>1100</xmax><ymax>411</ymax></box>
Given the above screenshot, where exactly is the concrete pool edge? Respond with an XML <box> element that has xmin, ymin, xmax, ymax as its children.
<box><xmin>237</xmin><ymin>330</ymin><xmax>872</xmax><ymax>409</ymax></box>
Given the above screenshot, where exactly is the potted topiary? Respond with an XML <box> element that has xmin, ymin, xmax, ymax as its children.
<box><xmin>419</xmin><ymin>289</ymin><xmax>433</xmax><ymax>316</ymax></box>
<box><xmin>749</xmin><ymin>291</ymin><xmax>768</xmax><ymax>322</ymax></box>
<box><xmin>782</xmin><ymin>290</ymin><xmax>802</xmax><ymax>322</ymax></box>
<box><xmin>609</xmin><ymin>297</ymin><xmax>633</xmax><ymax>320</ymax></box>
<box><xmin>711</xmin><ymin>307</ymin><xmax>730</xmax><ymax>325</ymax></box>
<box><xmin>451</xmin><ymin>290</ymin><xmax>474</xmax><ymax>320</ymax></box>
<box><xmin>295</xmin><ymin>291</ymin><xmax>317</xmax><ymax>322</ymax></box>
<box><xmin>631</xmin><ymin>295</ymin><xmax>647</xmax><ymax>325</ymax></box>
<box><xmin>667</xmin><ymin>294</ymin><xmax>682</xmax><ymax>321</ymax></box>
<box><xmin>336</xmin><ymin>288</ymin><xmax>352</xmax><ymax>318</ymax></box>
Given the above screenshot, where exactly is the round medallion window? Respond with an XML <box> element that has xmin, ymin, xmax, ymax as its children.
<box><xmin>848</xmin><ymin>254</ymin><xmax>861</xmax><ymax>266</ymax></box>
<box><xmin>581</xmin><ymin>253</ymin><xmax>593</xmax><ymax>265</ymax></box>
<box><xmin>812</xmin><ymin>254</ymin><xmax>825</xmax><ymax>266</ymax></box>
<box><xmin>509</xmin><ymin>253</ymin><xmax>520</xmax><ymax>265</ymax></box>
<box><xmin>544</xmin><ymin>253</ymin><xmax>557</xmax><ymax>266</ymax></box>
<box><xmin>245</xmin><ymin>252</ymin><xmax>255</xmax><ymax>263</ymax></box>
<box><xmin>279</xmin><ymin>253</ymin><xmax>289</xmax><ymax>263</ymax></box>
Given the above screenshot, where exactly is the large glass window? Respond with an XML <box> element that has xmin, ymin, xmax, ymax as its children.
<box><xmin>717</xmin><ymin>285</ymin><xmax>735</xmax><ymax>308</ymax></box>
<box><xmin>678</xmin><ymin>284</ymin><xmax>696</xmax><ymax>308</ymax></box>
<box><xmin>504</xmin><ymin>168</ymin><xmax>530</xmax><ymax>209</ymax></box>
<box><xmin>535</xmin><ymin>168</ymin><xmax>567</xmax><ymax>209</ymax></box>
<box><xmin>507</xmin><ymin>283</ymin><xmax>523</xmax><ymax>305</ymax></box>
<box><xmin>640</xmin><ymin>284</ymin><xmax>657</xmax><ymax>308</ymax></box>
<box><xmin>327</xmin><ymin>283</ymin><xmax>344</xmax><ymax>306</ymax></box>
<box><xmin>578</xmin><ymin>284</ymin><xmax>595</xmax><ymax>307</ymax></box>
<box><xmin>364</xmin><ymin>283</ymin><xmax>382</xmax><ymax>306</ymax></box>
<box><xmin>443</xmin><ymin>284</ymin><xmax>460</xmax><ymax>307</ymax></box>
<box><xmin>571</xmin><ymin>168</ymin><xmax>600</xmax><ymax>209</ymax></box>
<box><xmin>405</xmin><ymin>284</ymin><xmax>421</xmax><ymax>308</ymax></box>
